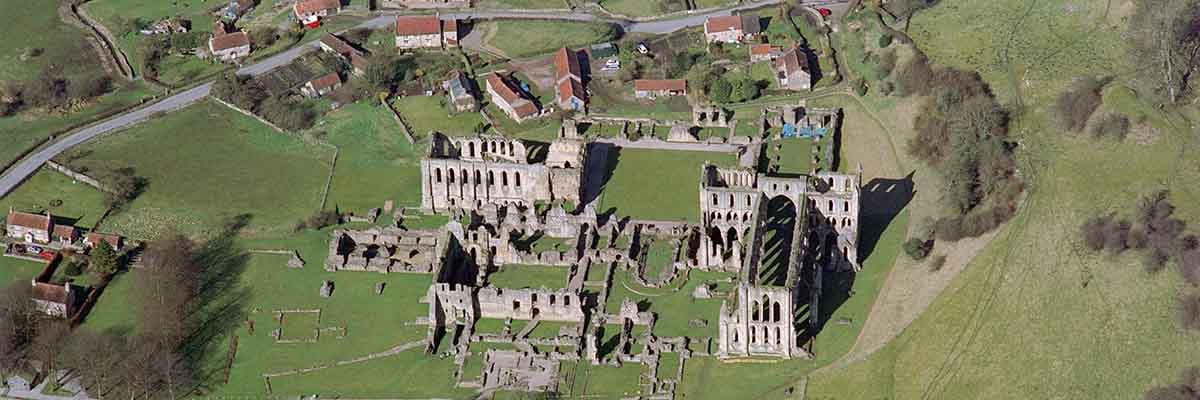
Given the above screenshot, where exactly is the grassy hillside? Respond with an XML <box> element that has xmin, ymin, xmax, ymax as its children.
<box><xmin>807</xmin><ymin>1</ymin><xmax>1200</xmax><ymax>399</ymax></box>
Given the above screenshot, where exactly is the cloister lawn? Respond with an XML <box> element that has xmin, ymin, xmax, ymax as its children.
<box><xmin>598</xmin><ymin>148</ymin><xmax>736</xmax><ymax>222</ymax></box>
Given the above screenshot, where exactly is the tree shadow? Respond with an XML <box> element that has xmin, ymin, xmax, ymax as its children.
<box><xmin>184</xmin><ymin>214</ymin><xmax>253</xmax><ymax>394</ymax></box>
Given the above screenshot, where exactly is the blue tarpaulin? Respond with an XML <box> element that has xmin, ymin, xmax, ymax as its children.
<box><xmin>782</xmin><ymin>124</ymin><xmax>828</xmax><ymax>138</ymax></box>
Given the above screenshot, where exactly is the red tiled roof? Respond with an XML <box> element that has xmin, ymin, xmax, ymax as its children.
<box><xmin>750</xmin><ymin>44</ymin><xmax>779</xmax><ymax>56</ymax></box>
<box><xmin>86</xmin><ymin>232</ymin><xmax>122</xmax><ymax>248</ymax></box>
<box><xmin>554</xmin><ymin>48</ymin><xmax>582</xmax><ymax>81</ymax></box>
<box><xmin>6</xmin><ymin>211</ymin><xmax>50</xmax><ymax>232</ymax></box>
<box><xmin>558</xmin><ymin>78</ymin><xmax>586</xmax><ymax>103</ymax></box>
<box><xmin>210</xmin><ymin>31</ymin><xmax>250</xmax><ymax>51</ymax></box>
<box><xmin>487</xmin><ymin>73</ymin><xmax>524</xmax><ymax>105</ymax></box>
<box><xmin>294</xmin><ymin>0</ymin><xmax>340</xmax><ymax>15</ymax></box>
<box><xmin>31</xmin><ymin>282</ymin><xmax>68</xmax><ymax>304</ymax></box>
<box><xmin>775</xmin><ymin>46</ymin><xmax>809</xmax><ymax>74</ymax></box>
<box><xmin>395</xmin><ymin>15</ymin><xmax>441</xmax><ymax>36</ymax></box>
<box><xmin>309</xmin><ymin>72</ymin><xmax>341</xmax><ymax>91</ymax></box>
<box><xmin>442</xmin><ymin>19</ymin><xmax>458</xmax><ymax>33</ymax></box>
<box><xmin>634</xmin><ymin>79</ymin><xmax>687</xmax><ymax>92</ymax></box>
<box><xmin>512</xmin><ymin>101</ymin><xmax>539</xmax><ymax>119</ymax></box>
<box><xmin>52</xmin><ymin>225</ymin><xmax>76</xmax><ymax>239</ymax></box>
<box><xmin>320</xmin><ymin>33</ymin><xmax>354</xmax><ymax>54</ymax></box>
<box><xmin>705</xmin><ymin>15</ymin><xmax>744</xmax><ymax>33</ymax></box>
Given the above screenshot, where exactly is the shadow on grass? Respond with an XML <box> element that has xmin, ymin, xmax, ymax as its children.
<box><xmin>186</xmin><ymin>214</ymin><xmax>253</xmax><ymax>394</ymax></box>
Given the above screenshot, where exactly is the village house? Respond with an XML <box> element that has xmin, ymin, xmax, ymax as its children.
<box><xmin>774</xmin><ymin>46</ymin><xmax>812</xmax><ymax>91</ymax></box>
<box><xmin>380</xmin><ymin>0</ymin><xmax>471</xmax><ymax>8</ymax></box>
<box><xmin>703</xmin><ymin>14</ymin><xmax>760</xmax><ymax>44</ymax></box>
<box><xmin>139</xmin><ymin>18</ymin><xmax>189</xmax><ymax>35</ymax></box>
<box><xmin>209</xmin><ymin>30</ymin><xmax>251</xmax><ymax>62</ymax></box>
<box><xmin>294</xmin><ymin>0</ymin><xmax>342</xmax><ymax>27</ymax></box>
<box><xmin>444</xmin><ymin>70</ymin><xmax>479</xmax><ymax>112</ymax></box>
<box><xmin>485</xmin><ymin>73</ymin><xmax>539</xmax><ymax>122</ymax></box>
<box><xmin>5</xmin><ymin>210</ymin><xmax>51</xmax><ymax>244</ymax></box>
<box><xmin>30</xmin><ymin>281</ymin><xmax>78</xmax><ymax>318</ymax></box>
<box><xmin>634</xmin><ymin>79</ymin><xmax>688</xmax><ymax>99</ymax></box>
<box><xmin>302</xmin><ymin>72</ymin><xmax>342</xmax><ymax>97</ymax></box>
<box><xmin>319</xmin><ymin>33</ymin><xmax>369</xmax><ymax>75</ymax></box>
<box><xmin>554</xmin><ymin>47</ymin><xmax>587</xmax><ymax>112</ymax></box>
<box><xmin>84</xmin><ymin>232</ymin><xmax>124</xmax><ymax>252</ymax></box>
<box><xmin>52</xmin><ymin>225</ymin><xmax>78</xmax><ymax>248</ymax></box>
<box><xmin>395</xmin><ymin>15</ymin><xmax>443</xmax><ymax>50</ymax></box>
<box><xmin>750</xmin><ymin>44</ymin><xmax>782</xmax><ymax>62</ymax></box>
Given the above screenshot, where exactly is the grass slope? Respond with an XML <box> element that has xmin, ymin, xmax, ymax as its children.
<box><xmin>64</xmin><ymin>100</ymin><xmax>331</xmax><ymax>239</ymax></box>
<box><xmin>321</xmin><ymin>102</ymin><xmax>423</xmax><ymax>212</ymax></box>
<box><xmin>808</xmin><ymin>1</ymin><xmax>1200</xmax><ymax>399</ymax></box>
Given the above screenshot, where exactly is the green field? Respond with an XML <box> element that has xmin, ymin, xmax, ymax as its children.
<box><xmin>0</xmin><ymin>170</ymin><xmax>109</xmax><ymax>230</ymax></box>
<box><xmin>320</xmin><ymin>102</ymin><xmax>423</xmax><ymax>213</ymax></box>
<box><xmin>61</xmin><ymin>100</ymin><xmax>332</xmax><ymax>239</ymax></box>
<box><xmin>482</xmin><ymin>20</ymin><xmax>617</xmax><ymax>58</ymax></box>
<box><xmin>0</xmin><ymin>0</ymin><xmax>100</xmax><ymax>81</ymax></box>
<box><xmin>0</xmin><ymin>256</ymin><xmax>49</xmax><ymax>287</ymax></box>
<box><xmin>0</xmin><ymin>82</ymin><xmax>157</xmax><ymax>170</ymax></box>
<box><xmin>598</xmin><ymin>149</ymin><xmax>736</xmax><ymax>222</ymax></box>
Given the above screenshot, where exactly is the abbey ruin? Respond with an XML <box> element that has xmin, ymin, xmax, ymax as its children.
<box><xmin>321</xmin><ymin>105</ymin><xmax>861</xmax><ymax>396</ymax></box>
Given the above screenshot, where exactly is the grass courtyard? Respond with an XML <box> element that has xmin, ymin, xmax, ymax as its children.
<box><xmin>319</xmin><ymin>102</ymin><xmax>423</xmax><ymax>213</ymax></box>
<box><xmin>489</xmin><ymin>264</ymin><xmax>570</xmax><ymax>289</ymax></box>
<box><xmin>60</xmin><ymin>99</ymin><xmax>333</xmax><ymax>239</ymax></box>
<box><xmin>598</xmin><ymin>148</ymin><xmax>736</xmax><ymax>222</ymax></box>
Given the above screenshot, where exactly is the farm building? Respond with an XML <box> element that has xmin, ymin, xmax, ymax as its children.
<box><xmin>444</xmin><ymin>71</ymin><xmax>479</xmax><ymax>112</ymax></box>
<box><xmin>634</xmin><ymin>79</ymin><xmax>688</xmax><ymax>99</ymax></box>
<box><xmin>774</xmin><ymin>46</ymin><xmax>812</xmax><ymax>91</ymax></box>
<box><xmin>395</xmin><ymin>15</ymin><xmax>444</xmax><ymax>49</ymax></box>
<box><xmin>294</xmin><ymin>0</ymin><xmax>342</xmax><ymax>27</ymax></box>
<box><xmin>704</xmin><ymin>14</ymin><xmax>760</xmax><ymax>44</ymax></box>
<box><xmin>209</xmin><ymin>31</ymin><xmax>251</xmax><ymax>62</ymax></box>
<box><xmin>554</xmin><ymin>48</ymin><xmax>587</xmax><ymax>112</ymax></box>
<box><xmin>485</xmin><ymin>73</ymin><xmax>539</xmax><ymax>122</ymax></box>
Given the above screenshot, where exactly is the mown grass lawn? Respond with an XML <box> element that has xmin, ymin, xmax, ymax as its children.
<box><xmin>61</xmin><ymin>99</ymin><xmax>332</xmax><ymax>239</ymax></box>
<box><xmin>598</xmin><ymin>149</ymin><xmax>736</xmax><ymax>222</ymax></box>
<box><xmin>0</xmin><ymin>169</ymin><xmax>109</xmax><ymax>230</ymax></box>
<box><xmin>393</xmin><ymin>95</ymin><xmax>487</xmax><ymax>140</ymax></box>
<box><xmin>482</xmin><ymin>20</ymin><xmax>617</xmax><ymax>58</ymax></box>
<box><xmin>0</xmin><ymin>256</ymin><xmax>49</xmax><ymax>287</ymax></box>
<box><xmin>489</xmin><ymin>264</ymin><xmax>569</xmax><ymax>289</ymax></box>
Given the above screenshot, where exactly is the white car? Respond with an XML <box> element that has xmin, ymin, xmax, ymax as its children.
<box><xmin>636</xmin><ymin>43</ymin><xmax>649</xmax><ymax>54</ymax></box>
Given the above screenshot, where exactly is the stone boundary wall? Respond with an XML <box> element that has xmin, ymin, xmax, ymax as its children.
<box><xmin>44</xmin><ymin>161</ymin><xmax>110</xmax><ymax>193</ymax></box>
<box><xmin>69</xmin><ymin>0</ymin><xmax>135</xmax><ymax>79</ymax></box>
<box><xmin>383</xmin><ymin>99</ymin><xmax>418</xmax><ymax>144</ymax></box>
<box><xmin>210</xmin><ymin>96</ymin><xmax>289</xmax><ymax>134</ymax></box>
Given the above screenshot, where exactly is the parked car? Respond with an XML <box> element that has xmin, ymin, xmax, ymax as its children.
<box><xmin>602</xmin><ymin>58</ymin><xmax>621</xmax><ymax>71</ymax></box>
<box><xmin>817</xmin><ymin>8</ymin><xmax>833</xmax><ymax>17</ymax></box>
<box><xmin>636</xmin><ymin>43</ymin><xmax>649</xmax><ymax>54</ymax></box>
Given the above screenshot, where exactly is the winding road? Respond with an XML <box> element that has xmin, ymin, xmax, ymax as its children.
<box><xmin>0</xmin><ymin>0</ymin><xmax>846</xmax><ymax>197</ymax></box>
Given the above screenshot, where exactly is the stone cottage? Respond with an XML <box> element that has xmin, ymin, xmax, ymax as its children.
<box><xmin>774</xmin><ymin>46</ymin><xmax>812</xmax><ymax>91</ymax></box>
<box><xmin>208</xmin><ymin>31</ymin><xmax>251</xmax><ymax>62</ymax></box>
<box><xmin>294</xmin><ymin>0</ymin><xmax>342</xmax><ymax>26</ymax></box>
<box><xmin>302</xmin><ymin>72</ymin><xmax>342</xmax><ymax>97</ymax></box>
<box><xmin>703</xmin><ymin>14</ymin><xmax>760</xmax><ymax>44</ymax></box>
<box><xmin>30</xmin><ymin>281</ymin><xmax>78</xmax><ymax>318</ymax></box>
<box><xmin>634</xmin><ymin>79</ymin><xmax>688</xmax><ymax>99</ymax></box>
<box><xmin>485</xmin><ymin>73</ymin><xmax>539</xmax><ymax>122</ymax></box>
<box><xmin>5</xmin><ymin>210</ymin><xmax>51</xmax><ymax>244</ymax></box>
<box><xmin>395</xmin><ymin>15</ymin><xmax>444</xmax><ymax>49</ymax></box>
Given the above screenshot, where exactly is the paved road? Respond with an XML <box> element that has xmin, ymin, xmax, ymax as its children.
<box><xmin>0</xmin><ymin>0</ymin><xmax>847</xmax><ymax>197</ymax></box>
